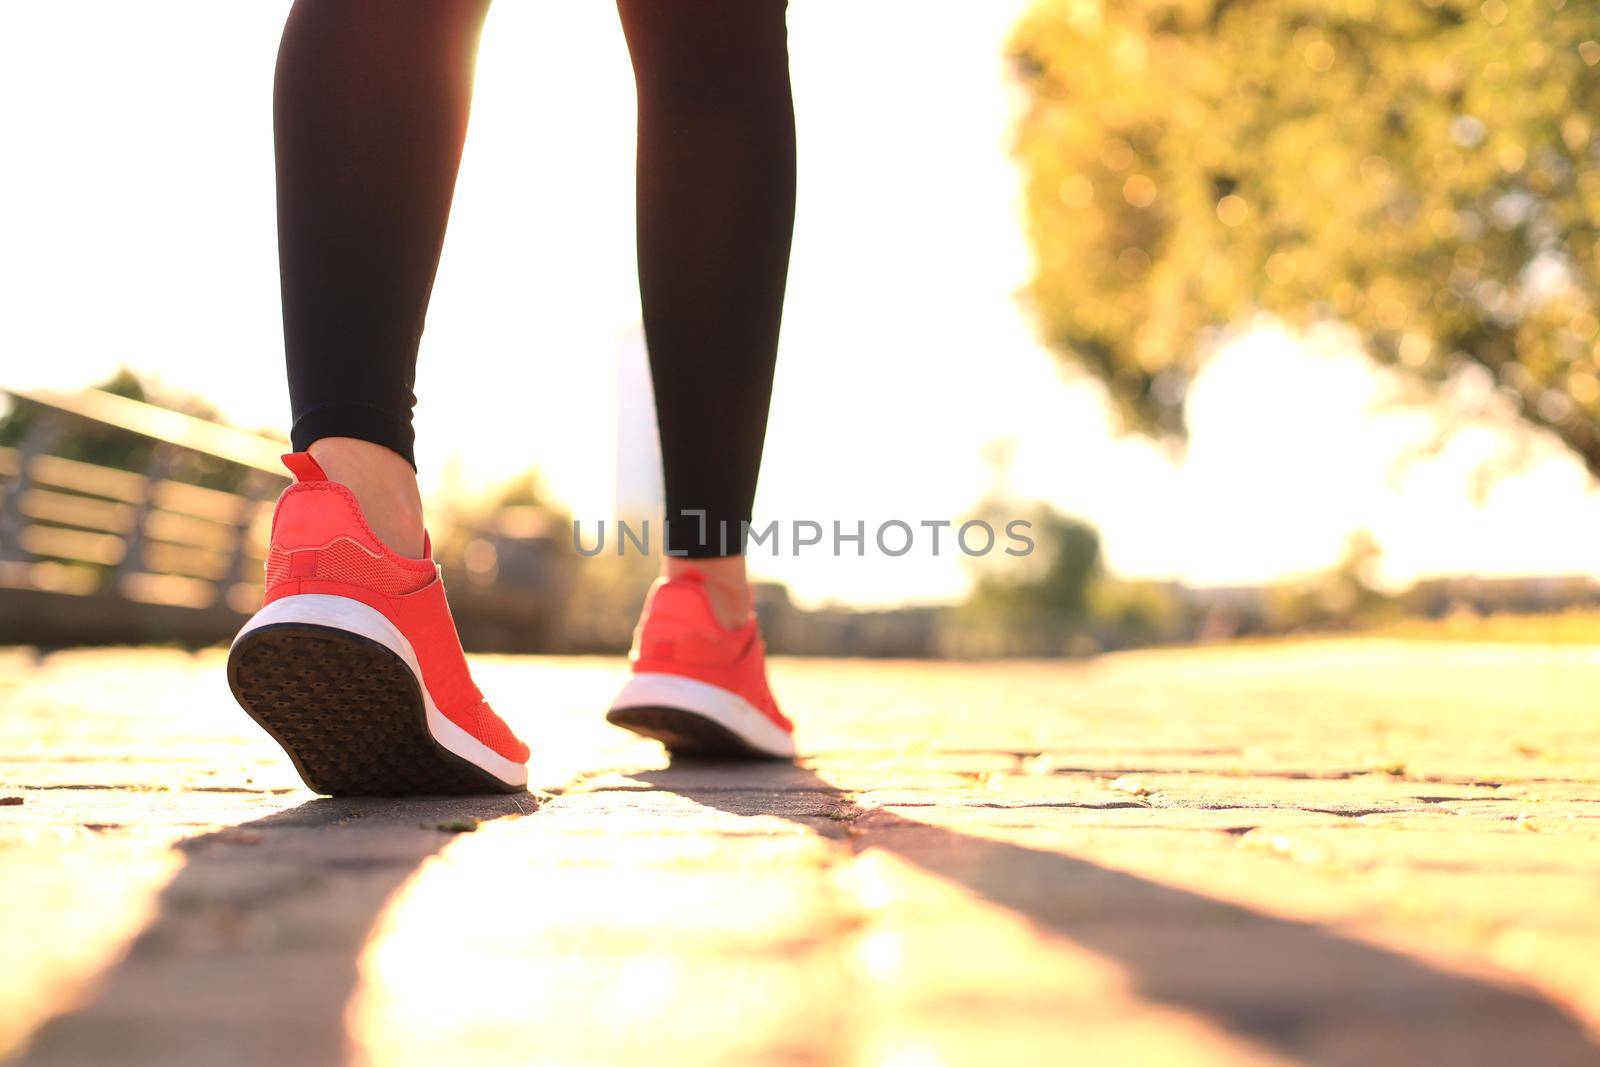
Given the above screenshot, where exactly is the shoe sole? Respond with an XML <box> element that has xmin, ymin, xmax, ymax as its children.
<box><xmin>607</xmin><ymin>672</ymin><xmax>795</xmax><ymax>760</ymax></box>
<box><xmin>228</xmin><ymin>595</ymin><xmax>527</xmax><ymax>796</ymax></box>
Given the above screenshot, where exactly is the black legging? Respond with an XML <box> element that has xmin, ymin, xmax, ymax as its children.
<box><xmin>274</xmin><ymin>0</ymin><xmax>796</xmax><ymax>558</ymax></box>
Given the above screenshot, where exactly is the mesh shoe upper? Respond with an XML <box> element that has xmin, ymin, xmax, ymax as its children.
<box><xmin>630</xmin><ymin>572</ymin><xmax>793</xmax><ymax>732</ymax></box>
<box><xmin>262</xmin><ymin>454</ymin><xmax>529</xmax><ymax>764</ymax></box>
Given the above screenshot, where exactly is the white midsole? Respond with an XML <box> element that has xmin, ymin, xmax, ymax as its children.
<box><xmin>609</xmin><ymin>672</ymin><xmax>796</xmax><ymax>758</ymax></box>
<box><xmin>232</xmin><ymin>593</ymin><xmax>528</xmax><ymax>788</ymax></box>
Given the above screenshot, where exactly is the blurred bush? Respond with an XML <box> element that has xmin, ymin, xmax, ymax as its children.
<box><xmin>433</xmin><ymin>472</ymin><xmax>581</xmax><ymax>652</ymax></box>
<box><xmin>967</xmin><ymin>503</ymin><xmax>1103</xmax><ymax>617</ymax></box>
<box><xmin>944</xmin><ymin>502</ymin><xmax>1188</xmax><ymax>655</ymax></box>
<box><xmin>559</xmin><ymin>542</ymin><xmax>659</xmax><ymax>652</ymax></box>
<box><xmin>1260</xmin><ymin>529</ymin><xmax>1400</xmax><ymax>632</ymax></box>
<box><xmin>1011</xmin><ymin>0</ymin><xmax>1600</xmax><ymax>470</ymax></box>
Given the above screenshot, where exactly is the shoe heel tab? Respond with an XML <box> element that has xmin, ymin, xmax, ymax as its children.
<box><xmin>282</xmin><ymin>452</ymin><xmax>329</xmax><ymax>483</ymax></box>
<box><xmin>656</xmin><ymin>572</ymin><xmax>710</xmax><ymax>603</ymax></box>
<box><xmin>649</xmin><ymin>573</ymin><xmax>737</xmax><ymax>628</ymax></box>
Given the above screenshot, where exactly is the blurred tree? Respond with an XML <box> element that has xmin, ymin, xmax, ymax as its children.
<box><xmin>1011</xmin><ymin>0</ymin><xmax>1600</xmax><ymax>471</ymax></box>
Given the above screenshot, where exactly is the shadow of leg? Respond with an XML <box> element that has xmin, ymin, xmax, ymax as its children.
<box><xmin>630</xmin><ymin>763</ymin><xmax>1600</xmax><ymax>1066</ymax></box>
<box><xmin>16</xmin><ymin>794</ymin><xmax>537</xmax><ymax>1067</ymax></box>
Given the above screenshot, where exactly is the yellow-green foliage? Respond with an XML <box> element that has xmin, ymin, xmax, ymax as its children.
<box><xmin>1010</xmin><ymin>0</ymin><xmax>1600</xmax><ymax>468</ymax></box>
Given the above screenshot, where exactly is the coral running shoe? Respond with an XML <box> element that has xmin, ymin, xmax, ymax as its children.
<box><xmin>227</xmin><ymin>453</ymin><xmax>529</xmax><ymax>795</ymax></box>
<box><xmin>606</xmin><ymin>571</ymin><xmax>795</xmax><ymax>759</ymax></box>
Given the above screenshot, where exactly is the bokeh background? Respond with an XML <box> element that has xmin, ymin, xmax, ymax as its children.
<box><xmin>3</xmin><ymin>0</ymin><xmax>1599</xmax><ymax>656</ymax></box>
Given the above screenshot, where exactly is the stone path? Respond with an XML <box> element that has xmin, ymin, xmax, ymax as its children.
<box><xmin>2</xmin><ymin>640</ymin><xmax>1599</xmax><ymax>1065</ymax></box>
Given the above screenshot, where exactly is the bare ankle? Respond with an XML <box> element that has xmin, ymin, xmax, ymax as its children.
<box><xmin>307</xmin><ymin>437</ymin><xmax>427</xmax><ymax>558</ymax></box>
<box><xmin>664</xmin><ymin>556</ymin><xmax>753</xmax><ymax>630</ymax></box>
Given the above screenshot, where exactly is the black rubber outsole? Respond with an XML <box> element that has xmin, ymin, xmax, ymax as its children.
<box><xmin>606</xmin><ymin>705</ymin><xmax>789</xmax><ymax>761</ymax></box>
<box><xmin>227</xmin><ymin>622</ymin><xmax>524</xmax><ymax>797</ymax></box>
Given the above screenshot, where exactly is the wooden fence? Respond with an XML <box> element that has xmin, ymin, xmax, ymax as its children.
<box><xmin>0</xmin><ymin>386</ymin><xmax>567</xmax><ymax>649</ymax></box>
<box><xmin>0</xmin><ymin>387</ymin><xmax>288</xmax><ymax>645</ymax></box>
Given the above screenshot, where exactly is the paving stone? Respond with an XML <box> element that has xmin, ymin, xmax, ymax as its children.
<box><xmin>4</xmin><ymin>641</ymin><xmax>1600</xmax><ymax>1065</ymax></box>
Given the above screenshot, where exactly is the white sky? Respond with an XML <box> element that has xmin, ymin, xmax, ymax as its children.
<box><xmin>5</xmin><ymin>1</ymin><xmax>1600</xmax><ymax>607</ymax></box>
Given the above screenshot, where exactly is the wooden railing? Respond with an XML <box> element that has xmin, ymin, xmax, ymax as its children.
<box><xmin>0</xmin><ymin>385</ymin><xmax>574</xmax><ymax>650</ymax></box>
<box><xmin>0</xmin><ymin>386</ymin><xmax>289</xmax><ymax>643</ymax></box>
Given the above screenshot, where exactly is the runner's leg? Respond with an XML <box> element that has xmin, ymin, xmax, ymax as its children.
<box><xmin>617</xmin><ymin>0</ymin><xmax>796</xmax><ymax>611</ymax></box>
<box><xmin>275</xmin><ymin>0</ymin><xmax>493</xmax><ymax>554</ymax></box>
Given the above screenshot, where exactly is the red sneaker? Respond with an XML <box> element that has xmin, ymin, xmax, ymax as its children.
<box><xmin>227</xmin><ymin>453</ymin><xmax>529</xmax><ymax>795</ymax></box>
<box><xmin>606</xmin><ymin>571</ymin><xmax>795</xmax><ymax>759</ymax></box>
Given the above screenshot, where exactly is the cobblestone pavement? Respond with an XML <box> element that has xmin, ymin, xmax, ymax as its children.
<box><xmin>3</xmin><ymin>640</ymin><xmax>1599</xmax><ymax>1066</ymax></box>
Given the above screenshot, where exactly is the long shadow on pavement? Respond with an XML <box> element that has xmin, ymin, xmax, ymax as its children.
<box><xmin>15</xmin><ymin>793</ymin><xmax>537</xmax><ymax>1067</ymax></box>
<box><xmin>16</xmin><ymin>760</ymin><xmax>1597</xmax><ymax>1066</ymax></box>
<box><xmin>633</xmin><ymin>761</ymin><xmax>1600</xmax><ymax>1066</ymax></box>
